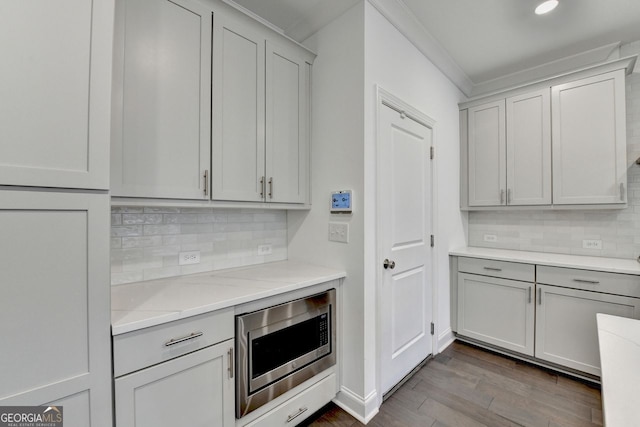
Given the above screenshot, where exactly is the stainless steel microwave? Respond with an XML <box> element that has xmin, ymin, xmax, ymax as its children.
<box><xmin>235</xmin><ymin>289</ymin><xmax>336</xmax><ymax>418</ymax></box>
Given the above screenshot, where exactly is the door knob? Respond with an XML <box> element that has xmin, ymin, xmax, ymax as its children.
<box><xmin>383</xmin><ymin>259</ymin><xmax>395</xmax><ymax>270</ymax></box>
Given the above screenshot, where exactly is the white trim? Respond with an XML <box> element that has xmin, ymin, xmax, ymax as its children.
<box><xmin>375</xmin><ymin>85</ymin><xmax>439</xmax><ymax>406</ymax></box>
<box><xmin>438</xmin><ymin>327</ymin><xmax>455</xmax><ymax>353</ymax></box>
<box><xmin>333</xmin><ymin>386</ymin><xmax>379</xmax><ymax>424</ymax></box>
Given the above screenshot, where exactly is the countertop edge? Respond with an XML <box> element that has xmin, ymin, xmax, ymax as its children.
<box><xmin>450</xmin><ymin>247</ymin><xmax>640</xmax><ymax>275</ymax></box>
<box><xmin>111</xmin><ymin>265</ymin><xmax>346</xmax><ymax>336</ymax></box>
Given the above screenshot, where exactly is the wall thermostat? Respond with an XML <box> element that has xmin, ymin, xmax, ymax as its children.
<box><xmin>331</xmin><ymin>190</ymin><xmax>352</xmax><ymax>213</ymax></box>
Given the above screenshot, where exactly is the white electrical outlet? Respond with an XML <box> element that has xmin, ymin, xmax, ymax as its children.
<box><xmin>582</xmin><ymin>239</ymin><xmax>603</xmax><ymax>250</ymax></box>
<box><xmin>329</xmin><ymin>222</ymin><xmax>349</xmax><ymax>243</ymax></box>
<box><xmin>257</xmin><ymin>244</ymin><xmax>273</xmax><ymax>255</ymax></box>
<box><xmin>484</xmin><ymin>234</ymin><xmax>498</xmax><ymax>242</ymax></box>
<box><xmin>179</xmin><ymin>250</ymin><xmax>201</xmax><ymax>265</ymax></box>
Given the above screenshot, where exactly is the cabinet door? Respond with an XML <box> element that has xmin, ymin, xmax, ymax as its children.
<box><xmin>535</xmin><ymin>284</ymin><xmax>640</xmax><ymax>376</ymax></box>
<box><xmin>468</xmin><ymin>100</ymin><xmax>506</xmax><ymax>206</ymax></box>
<box><xmin>111</xmin><ymin>0</ymin><xmax>211</xmax><ymax>199</ymax></box>
<box><xmin>212</xmin><ymin>16</ymin><xmax>266</xmax><ymax>202</ymax></box>
<box><xmin>551</xmin><ymin>69</ymin><xmax>627</xmax><ymax>205</ymax></box>
<box><xmin>115</xmin><ymin>340</ymin><xmax>234</xmax><ymax>427</ymax></box>
<box><xmin>457</xmin><ymin>273</ymin><xmax>534</xmax><ymax>356</ymax></box>
<box><xmin>506</xmin><ymin>89</ymin><xmax>551</xmax><ymax>206</ymax></box>
<box><xmin>0</xmin><ymin>191</ymin><xmax>112</xmax><ymax>427</ymax></box>
<box><xmin>0</xmin><ymin>0</ymin><xmax>112</xmax><ymax>190</ymax></box>
<box><xmin>265</xmin><ymin>41</ymin><xmax>309</xmax><ymax>204</ymax></box>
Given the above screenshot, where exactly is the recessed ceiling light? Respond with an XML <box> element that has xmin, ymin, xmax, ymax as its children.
<box><xmin>535</xmin><ymin>0</ymin><xmax>559</xmax><ymax>15</ymax></box>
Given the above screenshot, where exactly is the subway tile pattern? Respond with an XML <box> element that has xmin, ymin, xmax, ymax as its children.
<box><xmin>111</xmin><ymin>207</ymin><xmax>287</xmax><ymax>285</ymax></box>
<box><xmin>468</xmin><ymin>73</ymin><xmax>640</xmax><ymax>260</ymax></box>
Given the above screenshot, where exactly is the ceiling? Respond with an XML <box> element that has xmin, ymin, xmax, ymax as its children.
<box><xmin>228</xmin><ymin>0</ymin><xmax>640</xmax><ymax>95</ymax></box>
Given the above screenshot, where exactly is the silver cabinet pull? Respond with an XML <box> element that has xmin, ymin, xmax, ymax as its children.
<box><xmin>538</xmin><ymin>288</ymin><xmax>542</xmax><ymax>305</ymax></box>
<box><xmin>383</xmin><ymin>259</ymin><xmax>396</xmax><ymax>270</ymax></box>
<box><xmin>500</xmin><ymin>189</ymin><xmax>505</xmax><ymax>204</ymax></box>
<box><xmin>268</xmin><ymin>177</ymin><xmax>273</xmax><ymax>199</ymax></box>
<box><xmin>203</xmin><ymin>170</ymin><xmax>209</xmax><ymax>196</ymax></box>
<box><xmin>483</xmin><ymin>267</ymin><xmax>502</xmax><ymax>272</ymax></box>
<box><xmin>228</xmin><ymin>347</ymin><xmax>234</xmax><ymax>379</ymax></box>
<box><xmin>572</xmin><ymin>278</ymin><xmax>600</xmax><ymax>285</ymax></box>
<box><xmin>286</xmin><ymin>407</ymin><xmax>308</xmax><ymax>423</ymax></box>
<box><xmin>260</xmin><ymin>176</ymin><xmax>265</xmax><ymax>198</ymax></box>
<box><xmin>528</xmin><ymin>286</ymin><xmax>532</xmax><ymax>304</ymax></box>
<box><xmin>620</xmin><ymin>183</ymin><xmax>625</xmax><ymax>201</ymax></box>
<box><xmin>164</xmin><ymin>331</ymin><xmax>203</xmax><ymax>347</ymax></box>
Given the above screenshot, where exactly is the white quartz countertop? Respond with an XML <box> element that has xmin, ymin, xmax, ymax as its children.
<box><xmin>450</xmin><ymin>247</ymin><xmax>640</xmax><ymax>275</ymax></box>
<box><xmin>597</xmin><ymin>314</ymin><xmax>640</xmax><ymax>426</ymax></box>
<box><xmin>111</xmin><ymin>260</ymin><xmax>346</xmax><ymax>335</ymax></box>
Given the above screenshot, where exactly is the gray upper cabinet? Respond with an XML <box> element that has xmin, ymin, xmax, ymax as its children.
<box><xmin>466</xmin><ymin>88</ymin><xmax>551</xmax><ymax>207</ymax></box>
<box><xmin>0</xmin><ymin>0</ymin><xmax>113</xmax><ymax>190</ymax></box>
<box><xmin>506</xmin><ymin>89</ymin><xmax>552</xmax><ymax>206</ymax></box>
<box><xmin>111</xmin><ymin>0</ymin><xmax>211</xmax><ymax>199</ymax></box>
<box><xmin>265</xmin><ymin>41</ymin><xmax>309</xmax><ymax>204</ymax></box>
<box><xmin>551</xmin><ymin>69</ymin><xmax>627</xmax><ymax>205</ymax></box>
<box><xmin>461</xmin><ymin>59</ymin><xmax>632</xmax><ymax>210</ymax></box>
<box><xmin>467</xmin><ymin>100</ymin><xmax>506</xmax><ymax>207</ymax></box>
<box><xmin>212</xmin><ymin>15</ymin><xmax>265</xmax><ymax>202</ymax></box>
<box><xmin>212</xmin><ymin>16</ymin><xmax>312</xmax><ymax>204</ymax></box>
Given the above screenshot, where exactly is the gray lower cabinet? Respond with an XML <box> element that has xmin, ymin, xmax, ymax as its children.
<box><xmin>113</xmin><ymin>308</ymin><xmax>235</xmax><ymax>427</ymax></box>
<box><xmin>0</xmin><ymin>190</ymin><xmax>112</xmax><ymax>427</ymax></box>
<box><xmin>457</xmin><ymin>273</ymin><xmax>535</xmax><ymax>356</ymax></box>
<box><xmin>453</xmin><ymin>256</ymin><xmax>640</xmax><ymax>377</ymax></box>
<box><xmin>115</xmin><ymin>339</ymin><xmax>234</xmax><ymax>427</ymax></box>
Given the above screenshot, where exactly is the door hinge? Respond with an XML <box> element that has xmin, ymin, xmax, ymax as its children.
<box><xmin>430</xmin><ymin>322</ymin><xmax>435</xmax><ymax>335</ymax></box>
<box><xmin>430</xmin><ymin>234</ymin><xmax>434</xmax><ymax>247</ymax></box>
<box><xmin>430</xmin><ymin>146</ymin><xmax>434</xmax><ymax>160</ymax></box>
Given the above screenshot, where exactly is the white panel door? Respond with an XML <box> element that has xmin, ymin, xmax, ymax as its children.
<box><xmin>115</xmin><ymin>340</ymin><xmax>234</xmax><ymax>427</ymax></box>
<box><xmin>457</xmin><ymin>273</ymin><xmax>534</xmax><ymax>356</ymax></box>
<box><xmin>552</xmin><ymin>69</ymin><xmax>627</xmax><ymax>205</ymax></box>
<box><xmin>468</xmin><ymin>100</ymin><xmax>506</xmax><ymax>206</ymax></box>
<box><xmin>0</xmin><ymin>191</ymin><xmax>111</xmax><ymax>427</ymax></box>
<box><xmin>379</xmin><ymin>103</ymin><xmax>433</xmax><ymax>395</ymax></box>
<box><xmin>212</xmin><ymin>16</ymin><xmax>265</xmax><ymax>202</ymax></box>
<box><xmin>535</xmin><ymin>284</ymin><xmax>640</xmax><ymax>376</ymax></box>
<box><xmin>265</xmin><ymin>41</ymin><xmax>309</xmax><ymax>204</ymax></box>
<box><xmin>0</xmin><ymin>0</ymin><xmax>113</xmax><ymax>190</ymax></box>
<box><xmin>111</xmin><ymin>0</ymin><xmax>211</xmax><ymax>199</ymax></box>
<box><xmin>506</xmin><ymin>89</ymin><xmax>551</xmax><ymax>206</ymax></box>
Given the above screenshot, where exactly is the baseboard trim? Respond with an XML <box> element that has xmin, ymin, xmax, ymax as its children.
<box><xmin>333</xmin><ymin>386</ymin><xmax>379</xmax><ymax>424</ymax></box>
<box><xmin>438</xmin><ymin>327</ymin><xmax>455</xmax><ymax>352</ymax></box>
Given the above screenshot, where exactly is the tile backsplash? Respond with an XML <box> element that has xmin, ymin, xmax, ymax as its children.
<box><xmin>468</xmin><ymin>72</ymin><xmax>640</xmax><ymax>260</ymax></box>
<box><xmin>111</xmin><ymin>207</ymin><xmax>287</xmax><ymax>285</ymax></box>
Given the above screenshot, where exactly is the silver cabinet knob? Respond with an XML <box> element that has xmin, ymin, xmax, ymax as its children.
<box><xmin>383</xmin><ymin>259</ymin><xmax>396</xmax><ymax>270</ymax></box>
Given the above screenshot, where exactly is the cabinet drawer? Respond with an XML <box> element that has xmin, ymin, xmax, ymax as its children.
<box><xmin>458</xmin><ymin>257</ymin><xmax>534</xmax><ymax>282</ymax></box>
<box><xmin>243</xmin><ymin>373</ymin><xmax>337</xmax><ymax>427</ymax></box>
<box><xmin>113</xmin><ymin>308</ymin><xmax>234</xmax><ymax>377</ymax></box>
<box><xmin>537</xmin><ymin>266</ymin><xmax>640</xmax><ymax>298</ymax></box>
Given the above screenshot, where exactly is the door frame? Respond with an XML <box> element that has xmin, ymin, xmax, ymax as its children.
<box><xmin>374</xmin><ymin>86</ymin><xmax>438</xmax><ymax>405</ymax></box>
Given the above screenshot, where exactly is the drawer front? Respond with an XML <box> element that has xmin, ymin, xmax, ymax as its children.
<box><xmin>113</xmin><ymin>308</ymin><xmax>234</xmax><ymax>377</ymax></box>
<box><xmin>458</xmin><ymin>257</ymin><xmax>534</xmax><ymax>282</ymax></box>
<box><xmin>244</xmin><ymin>373</ymin><xmax>337</xmax><ymax>427</ymax></box>
<box><xmin>537</xmin><ymin>266</ymin><xmax>640</xmax><ymax>298</ymax></box>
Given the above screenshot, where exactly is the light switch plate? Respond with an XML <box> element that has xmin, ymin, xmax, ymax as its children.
<box><xmin>329</xmin><ymin>222</ymin><xmax>349</xmax><ymax>243</ymax></box>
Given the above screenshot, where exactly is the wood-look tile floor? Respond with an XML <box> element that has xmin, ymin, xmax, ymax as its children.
<box><xmin>303</xmin><ymin>341</ymin><xmax>602</xmax><ymax>427</ymax></box>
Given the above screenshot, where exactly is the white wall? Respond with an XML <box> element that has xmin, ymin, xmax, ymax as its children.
<box><xmin>288</xmin><ymin>1</ymin><xmax>368</xmax><ymax>419</ymax></box>
<box><xmin>363</xmin><ymin>2</ymin><xmax>466</xmax><ymax>354</ymax></box>
<box><xmin>289</xmin><ymin>1</ymin><xmax>466</xmax><ymax>422</ymax></box>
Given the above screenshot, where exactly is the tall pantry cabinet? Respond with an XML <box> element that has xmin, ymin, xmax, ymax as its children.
<box><xmin>0</xmin><ymin>1</ymin><xmax>114</xmax><ymax>426</ymax></box>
